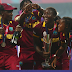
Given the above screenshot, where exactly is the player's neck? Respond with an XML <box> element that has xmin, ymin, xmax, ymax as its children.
<box><xmin>46</xmin><ymin>22</ymin><xmax>54</xmax><ymax>29</ymax></box>
<box><xmin>2</xmin><ymin>18</ymin><xmax>9</xmax><ymax>25</ymax></box>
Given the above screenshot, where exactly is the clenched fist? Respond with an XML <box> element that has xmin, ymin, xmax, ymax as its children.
<box><xmin>15</xmin><ymin>25</ymin><xmax>22</xmax><ymax>32</ymax></box>
<box><xmin>24</xmin><ymin>3</ymin><xmax>32</xmax><ymax>14</ymax></box>
<box><xmin>32</xmin><ymin>3</ymin><xmax>40</xmax><ymax>9</ymax></box>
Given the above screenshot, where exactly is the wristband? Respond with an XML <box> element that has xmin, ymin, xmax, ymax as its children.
<box><xmin>53</xmin><ymin>54</ymin><xmax>60</xmax><ymax>59</ymax></box>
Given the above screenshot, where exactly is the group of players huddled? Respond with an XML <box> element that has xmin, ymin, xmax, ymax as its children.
<box><xmin>0</xmin><ymin>0</ymin><xmax>72</xmax><ymax>70</ymax></box>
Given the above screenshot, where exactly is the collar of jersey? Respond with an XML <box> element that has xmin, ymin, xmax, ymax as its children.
<box><xmin>0</xmin><ymin>17</ymin><xmax>12</xmax><ymax>26</ymax></box>
<box><xmin>42</xmin><ymin>21</ymin><xmax>53</xmax><ymax>30</ymax></box>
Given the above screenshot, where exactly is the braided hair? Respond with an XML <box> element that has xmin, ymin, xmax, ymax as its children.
<box><xmin>54</xmin><ymin>16</ymin><xmax>61</xmax><ymax>21</ymax></box>
<box><xmin>62</xmin><ymin>17</ymin><xmax>72</xmax><ymax>32</ymax></box>
<box><xmin>55</xmin><ymin>15</ymin><xmax>61</xmax><ymax>25</ymax></box>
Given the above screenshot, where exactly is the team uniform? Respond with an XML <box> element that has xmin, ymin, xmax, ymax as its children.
<box><xmin>15</xmin><ymin>10</ymin><xmax>43</xmax><ymax>69</ymax></box>
<box><xmin>0</xmin><ymin>19</ymin><xmax>19</xmax><ymax>70</ymax></box>
<box><xmin>33</xmin><ymin>21</ymin><xmax>69</xmax><ymax>70</ymax></box>
<box><xmin>59</xmin><ymin>32</ymin><xmax>70</xmax><ymax>70</ymax></box>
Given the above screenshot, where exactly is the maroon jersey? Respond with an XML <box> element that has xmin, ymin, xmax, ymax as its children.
<box><xmin>33</xmin><ymin>21</ymin><xmax>60</xmax><ymax>54</ymax></box>
<box><xmin>59</xmin><ymin>32</ymin><xmax>69</xmax><ymax>70</ymax></box>
<box><xmin>60</xmin><ymin>32</ymin><xmax>72</xmax><ymax>46</ymax></box>
<box><xmin>33</xmin><ymin>21</ymin><xmax>69</xmax><ymax>70</ymax></box>
<box><xmin>33</xmin><ymin>21</ymin><xmax>70</xmax><ymax>70</ymax></box>
<box><xmin>15</xmin><ymin>10</ymin><xmax>41</xmax><ymax>61</ymax></box>
<box><xmin>0</xmin><ymin>20</ymin><xmax>18</xmax><ymax>55</ymax></box>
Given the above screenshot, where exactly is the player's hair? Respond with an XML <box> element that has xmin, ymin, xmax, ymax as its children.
<box><xmin>62</xmin><ymin>17</ymin><xmax>72</xmax><ymax>32</ymax></box>
<box><xmin>54</xmin><ymin>15</ymin><xmax>61</xmax><ymax>23</ymax></box>
<box><xmin>61</xmin><ymin>17</ymin><xmax>72</xmax><ymax>40</ymax></box>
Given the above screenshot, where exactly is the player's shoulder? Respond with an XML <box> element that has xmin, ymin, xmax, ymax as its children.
<box><xmin>34</xmin><ymin>21</ymin><xmax>44</xmax><ymax>33</ymax></box>
<box><xmin>14</xmin><ymin>15</ymin><xmax>20</xmax><ymax>21</ymax></box>
<box><xmin>35</xmin><ymin>21</ymin><xmax>44</xmax><ymax>28</ymax></box>
<box><xmin>11</xmin><ymin>20</ymin><xmax>18</xmax><ymax>23</ymax></box>
<box><xmin>10</xmin><ymin>20</ymin><xmax>19</xmax><ymax>27</ymax></box>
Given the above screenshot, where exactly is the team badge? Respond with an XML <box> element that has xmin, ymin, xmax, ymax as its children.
<box><xmin>53</xmin><ymin>30</ymin><xmax>58</xmax><ymax>35</ymax></box>
<box><xmin>32</xmin><ymin>16</ymin><xmax>36</xmax><ymax>20</ymax></box>
<box><xmin>9</xmin><ymin>27</ymin><xmax>13</xmax><ymax>31</ymax></box>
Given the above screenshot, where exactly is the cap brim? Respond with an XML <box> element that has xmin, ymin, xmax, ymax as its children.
<box><xmin>13</xmin><ymin>7</ymin><xmax>17</xmax><ymax>10</ymax></box>
<box><xmin>5</xmin><ymin>7</ymin><xmax>17</xmax><ymax>10</ymax></box>
<box><xmin>1</xmin><ymin>3</ymin><xmax>17</xmax><ymax>10</ymax></box>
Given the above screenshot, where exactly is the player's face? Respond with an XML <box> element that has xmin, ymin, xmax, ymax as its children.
<box><xmin>22</xmin><ymin>1</ymin><xmax>31</xmax><ymax>11</ymax></box>
<box><xmin>58</xmin><ymin>19</ymin><xmax>65</xmax><ymax>32</ymax></box>
<box><xmin>43</xmin><ymin>9</ymin><xmax>55</xmax><ymax>24</ymax></box>
<box><xmin>2</xmin><ymin>10</ymin><xmax>13</xmax><ymax>21</ymax></box>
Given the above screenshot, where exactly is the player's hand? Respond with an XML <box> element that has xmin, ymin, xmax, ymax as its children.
<box><xmin>24</xmin><ymin>3</ymin><xmax>32</xmax><ymax>14</ymax></box>
<box><xmin>32</xmin><ymin>3</ymin><xmax>40</xmax><ymax>9</ymax></box>
<box><xmin>15</xmin><ymin>25</ymin><xmax>22</xmax><ymax>32</ymax></box>
<box><xmin>0</xmin><ymin>27</ymin><xmax>5</xmax><ymax>34</ymax></box>
<box><xmin>43</xmin><ymin>51</ymin><xmax>50</xmax><ymax>59</ymax></box>
<box><xmin>68</xmin><ymin>55</ymin><xmax>71</xmax><ymax>60</ymax></box>
<box><xmin>51</xmin><ymin>57</ymin><xmax>57</xmax><ymax>69</ymax></box>
<box><xmin>32</xmin><ymin>4</ymin><xmax>44</xmax><ymax>16</ymax></box>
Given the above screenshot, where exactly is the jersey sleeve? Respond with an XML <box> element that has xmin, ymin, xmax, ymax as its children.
<box><xmin>14</xmin><ymin>15</ymin><xmax>20</xmax><ymax>21</ymax></box>
<box><xmin>33</xmin><ymin>22</ymin><xmax>43</xmax><ymax>38</ymax></box>
<box><xmin>12</xmin><ymin>20</ymin><xmax>19</xmax><ymax>27</ymax></box>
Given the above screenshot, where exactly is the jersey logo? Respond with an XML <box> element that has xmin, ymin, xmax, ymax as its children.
<box><xmin>53</xmin><ymin>30</ymin><xmax>58</xmax><ymax>35</ymax></box>
<box><xmin>32</xmin><ymin>16</ymin><xmax>36</xmax><ymax>20</ymax></box>
<box><xmin>9</xmin><ymin>27</ymin><xmax>13</xmax><ymax>31</ymax></box>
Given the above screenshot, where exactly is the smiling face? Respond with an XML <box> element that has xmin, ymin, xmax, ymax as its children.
<box><xmin>44</xmin><ymin>9</ymin><xmax>54</xmax><ymax>23</ymax></box>
<box><xmin>58</xmin><ymin>19</ymin><xmax>65</xmax><ymax>32</ymax></box>
<box><xmin>21</xmin><ymin>1</ymin><xmax>31</xmax><ymax>11</ymax></box>
<box><xmin>43</xmin><ymin>8</ymin><xmax>56</xmax><ymax>27</ymax></box>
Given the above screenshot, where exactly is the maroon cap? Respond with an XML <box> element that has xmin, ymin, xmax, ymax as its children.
<box><xmin>1</xmin><ymin>3</ymin><xmax>17</xmax><ymax>10</ymax></box>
